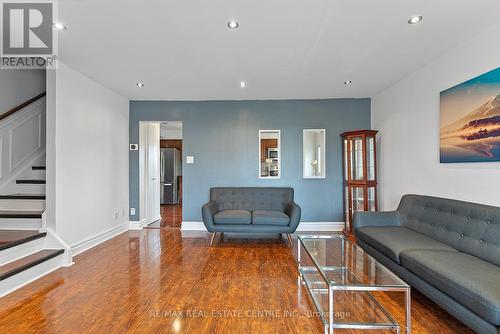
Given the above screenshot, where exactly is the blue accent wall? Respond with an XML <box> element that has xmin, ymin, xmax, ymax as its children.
<box><xmin>129</xmin><ymin>99</ymin><xmax>370</xmax><ymax>223</ymax></box>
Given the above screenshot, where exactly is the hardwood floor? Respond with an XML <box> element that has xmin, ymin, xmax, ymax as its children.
<box><xmin>146</xmin><ymin>204</ymin><xmax>182</xmax><ymax>229</ymax></box>
<box><xmin>0</xmin><ymin>229</ymin><xmax>471</xmax><ymax>333</ymax></box>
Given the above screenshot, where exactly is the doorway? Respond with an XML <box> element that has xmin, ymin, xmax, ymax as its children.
<box><xmin>143</xmin><ymin>121</ymin><xmax>183</xmax><ymax>229</ymax></box>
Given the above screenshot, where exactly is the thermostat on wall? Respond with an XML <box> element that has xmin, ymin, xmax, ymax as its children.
<box><xmin>130</xmin><ymin>144</ymin><xmax>138</xmax><ymax>150</ymax></box>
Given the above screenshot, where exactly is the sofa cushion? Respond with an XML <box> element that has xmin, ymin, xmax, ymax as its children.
<box><xmin>401</xmin><ymin>250</ymin><xmax>500</xmax><ymax>325</ymax></box>
<box><xmin>214</xmin><ymin>210</ymin><xmax>251</xmax><ymax>225</ymax></box>
<box><xmin>251</xmin><ymin>210</ymin><xmax>290</xmax><ymax>225</ymax></box>
<box><xmin>356</xmin><ymin>226</ymin><xmax>457</xmax><ymax>264</ymax></box>
<box><xmin>397</xmin><ymin>194</ymin><xmax>500</xmax><ymax>266</ymax></box>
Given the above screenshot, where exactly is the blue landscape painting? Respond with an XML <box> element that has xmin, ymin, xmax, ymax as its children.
<box><xmin>440</xmin><ymin>67</ymin><xmax>500</xmax><ymax>163</ymax></box>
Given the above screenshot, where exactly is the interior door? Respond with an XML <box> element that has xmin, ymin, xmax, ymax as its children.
<box><xmin>147</xmin><ymin>123</ymin><xmax>161</xmax><ymax>223</ymax></box>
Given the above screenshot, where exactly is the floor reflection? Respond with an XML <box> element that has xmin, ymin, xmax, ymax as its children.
<box><xmin>0</xmin><ymin>228</ymin><xmax>473</xmax><ymax>334</ymax></box>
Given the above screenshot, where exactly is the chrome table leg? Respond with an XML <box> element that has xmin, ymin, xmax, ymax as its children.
<box><xmin>329</xmin><ymin>286</ymin><xmax>334</xmax><ymax>334</ymax></box>
<box><xmin>209</xmin><ymin>232</ymin><xmax>216</xmax><ymax>245</ymax></box>
<box><xmin>405</xmin><ymin>287</ymin><xmax>411</xmax><ymax>333</ymax></box>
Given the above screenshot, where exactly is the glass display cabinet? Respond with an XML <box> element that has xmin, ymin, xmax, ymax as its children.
<box><xmin>341</xmin><ymin>130</ymin><xmax>378</xmax><ymax>234</ymax></box>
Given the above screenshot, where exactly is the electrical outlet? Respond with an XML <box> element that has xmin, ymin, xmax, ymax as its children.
<box><xmin>186</xmin><ymin>156</ymin><xmax>194</xmax><ymax>164</ymax></box>
<box><xmin>130</xmin><ymin>208</ymin><xmax>136</xmax><ymax>215</ymax></box>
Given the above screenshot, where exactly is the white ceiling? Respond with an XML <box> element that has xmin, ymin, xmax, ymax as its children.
<box><xmin>59</xmin><ymin>0</ymin><xmax>500</xmax><ymax>100</ymax></box>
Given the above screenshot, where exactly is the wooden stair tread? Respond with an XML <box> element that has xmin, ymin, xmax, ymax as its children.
<box><xmin>0</xmin><ymin>249</ymin><xmax>64</xmax><ymax>281</ymax></box>
<box><xmin>31</xmin><ymin>166</ymin><xmax>46</xmax><ymax>170</ymax></box>
<box><xmin>0</xmin><ymin>194</ymin><xmax>46</xmax><ymax>200</ymax></box>
<box><xmin>0</xmin><ymin>211</ymin><xmax>43</xmax><ymax>219</ymax></box>
<box><xmin>16</xmin><ymin>180</ymin><xmax>46</xmax><ymax>184</ymax></box>
<box><xmin>0</xmin><ymin>230</ymin><xmax>46</xmax><ymax>251</ymax></box>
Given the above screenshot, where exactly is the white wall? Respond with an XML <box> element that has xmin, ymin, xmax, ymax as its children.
<box><xmin>372</xmin><ymin>23</ymin><xmax>500</xmax><ymax>210</ymax></box>
<box><xmin>0</xmin><ymin>69</ymin><xmax>46</xmax><ymax>115</ymax></box>
<box><xmin>49</xmin><ymin>63</ymin><xmax>129</xmax><ymax>246</ymax></box>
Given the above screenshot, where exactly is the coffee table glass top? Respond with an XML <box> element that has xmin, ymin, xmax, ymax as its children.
<box><xmin>298</xmin><ymin>235</ymin><xmax>411</xmax><ymax>333</ymax></box>
<box><xmin>299</xmin><ymin>235</ymin><xmax>409</xmax><ymax>290</ymax></box>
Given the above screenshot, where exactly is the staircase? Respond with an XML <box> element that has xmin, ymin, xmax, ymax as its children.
<box><xmin>0</xmin><ymin>163</ymin><xmax>66</xmax><ymax>297</ymax></box>
<box><xmin>0</xmin><ymin>93</ymin><xmax>69</xmax><ymax>297</ymax></box>
<box><xmin>0</xmin><ymin>163</ymin><xmax>46</xmax><ymax>230</ymax></box>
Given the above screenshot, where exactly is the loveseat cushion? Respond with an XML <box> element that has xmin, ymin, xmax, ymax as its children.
<box><xmin>400</xmin><ymin>250</ymin><xmax>500</xmax><ymax>325</ymax></box>
<box><xmin>252</xmin><ymin>210</ymin><xmax>290</xmax><ymax>225</ymax></box>
<box><xmin>356</xmin><ymin>226</ymin><xmax>456</xmax><ymax>264</ymax></box>
<box><xmin>214</xmin><ymin>210</ymin><xmax>251</xmax><ymax>225</ymax></box>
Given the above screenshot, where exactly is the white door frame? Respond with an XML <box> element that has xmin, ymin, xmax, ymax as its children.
<box><xmin>139</xmin><ymin>122</ymin><xmax>161</xmax><ymax>225</ymax></box>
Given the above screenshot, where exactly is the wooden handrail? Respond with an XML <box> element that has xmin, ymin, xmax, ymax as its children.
<box><xmin>0</xmin><ymin>91</ymin><xmax>46</xmax><ymax>122</ymax></box>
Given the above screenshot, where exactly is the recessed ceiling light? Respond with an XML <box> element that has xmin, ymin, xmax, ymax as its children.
<box><xmin>344</xmin><ymin>80</ymin><xmax>352</xmax><ymax>85</ymax></box>
<box><xmin>136</xmin><ymin>82</ymin><xmax>144</xmax><ymax>87</ymax></box>
<box><xmin>53</xmin><ymin>22</ymin><xmax>67</xmax><ymax>30</ymax></box>
<box><xmin>240</xmin><ymin>81</ymin><xmax>247</xmax><ymax>88</ymax></box>
<box><xmin>408</xmin><ymin>16</ymin><xmax>423</xmax><ymax>24</ymax></box>
<box><xmin>227</xmin><ymin>20</ymin><xmax>239</xmax><ymax>29</ymax></box>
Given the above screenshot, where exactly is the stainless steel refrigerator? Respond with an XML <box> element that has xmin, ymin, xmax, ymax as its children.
<box><xmin>160</xmin><ymin>148</ymin><xmax>181</xmax><ymax>204</ymax></box>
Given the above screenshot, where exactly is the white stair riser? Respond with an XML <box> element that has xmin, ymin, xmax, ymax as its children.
<box><xmin>0</xmin><ymin>218</ymin><xmax>42</xmax><ymax>229</ymax></box>
<box><xmin>31</xmin><ymin>170</ymin><xmax>46</xmax><ymax>179</ymax></box>
<box><xmin>0</xmin><ymin>199</ymin><xmax>45</xmax><ymax>211</ymax></box>
<box><xmin>12</xmin><ymin>184</ymin><xmax>46</xmax><ymax>193</ymax></box>
<box><xmin>0</xmin><ymin>237</ymin><xmax>44</xmax><ymax>265</ymax></box>
<box><xmin>0</xmin><ymin>253</ymin><xmax>64</xmax><ymax>297</ymax></box>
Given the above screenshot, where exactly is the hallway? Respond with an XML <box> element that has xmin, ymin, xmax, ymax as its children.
<box><xmin>145</xmin><ymin>204</ymin><xmax>182</xmax><ymax>229</ymax></box>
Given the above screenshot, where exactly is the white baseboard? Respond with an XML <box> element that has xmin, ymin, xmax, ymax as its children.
<box><xmin>129</xmin><ymin>219</ymin><xmax>148</xmax><ymax>230</ymax></box>
<box><xmin>180</xmin><ymin>221</ymin><xmax>344</xmax><ymax>232</ymax></box>
<box><xmin>70</xmin><ymin>222</ymin><xmax>129</xmax><ymax>256</ymax></box>
<box><xmin>181</xmin><ymin>221</ymin><xmax>207</xmax><ymax>231</ymax></box>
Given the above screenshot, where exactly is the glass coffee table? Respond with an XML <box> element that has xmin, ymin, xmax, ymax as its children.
<box><xmin>298</xmin><ymin>235</ymin><xmax>411</xmax><ymax>334</ymax></box>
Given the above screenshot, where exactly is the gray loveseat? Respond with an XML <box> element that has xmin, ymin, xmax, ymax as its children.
<box><xmin>354</xmin><ymin>194</ymin><xmax>500</xmax><ymax>334</ymax></box>
<box><xmin>202</xmin><ymin>187</ymin><xmax>301</xmax><ymax>244</ymax></box>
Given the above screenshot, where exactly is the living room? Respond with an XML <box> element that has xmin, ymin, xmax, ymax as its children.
<box><xmin>0</xmin><ymin>1</ymin><xmax>499</xmax><ymax>333</ymax></box>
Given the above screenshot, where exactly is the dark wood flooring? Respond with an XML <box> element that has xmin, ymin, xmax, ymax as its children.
<box><xmin>146</xmin><ymin>204</ymin><xmax>182</xmax><ymax>229</ymax></box>
<box><xmin>0</xmin><ymin>229</ymin><xmax>471</xmax><ymax>333</ymax></box>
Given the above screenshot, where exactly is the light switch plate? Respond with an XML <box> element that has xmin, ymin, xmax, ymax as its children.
<box><xmin>186</xmin><ymin>156</ymin><xmax>194</xmax><ymax>164</ymax></box>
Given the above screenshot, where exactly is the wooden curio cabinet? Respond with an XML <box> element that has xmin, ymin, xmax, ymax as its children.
<box><xmin>341</xmin><ymin>130</ymin><xmax>378</xmax><ymax>234</ymax></box>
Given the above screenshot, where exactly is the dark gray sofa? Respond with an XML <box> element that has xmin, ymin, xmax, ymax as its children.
<box><xmin>353</xmin><ymin>194</ymin><xmax>500</xmax><ymax>334</ymax></box>
<box><xmin>201</xmin><ymin>187</ymin><xmax>301</xmax><ymax>243</ymax></box>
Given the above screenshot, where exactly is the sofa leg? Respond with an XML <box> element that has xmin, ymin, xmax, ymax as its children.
<box><xmin>209</xmin><ymin>232</ymin><xmax>217</xmax><ymax>246</ymax></box>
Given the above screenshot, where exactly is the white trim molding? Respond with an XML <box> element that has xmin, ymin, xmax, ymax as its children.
<box><xmin>0</xmin><ymin>97</ymin><xmax>46</xmax><ymax>193</ymax></box>
<box><xmin>181</xmin><ymin>221</ymin><xmax>344</xmax><ymax>232</ymax></box>
<box><xmin>70</xmin><ymin>223</ymin><xmax>129</xmax><ymax>256</ymax></box>
<box><xmin>42</xmin><ymin>227</ymin><xmax>74</xmax><ymax>266</ymax></box>
<box><xmin>129</xmin><ymin>218</ymin><xmax>148</xmax><ymax>230</ymax></box>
